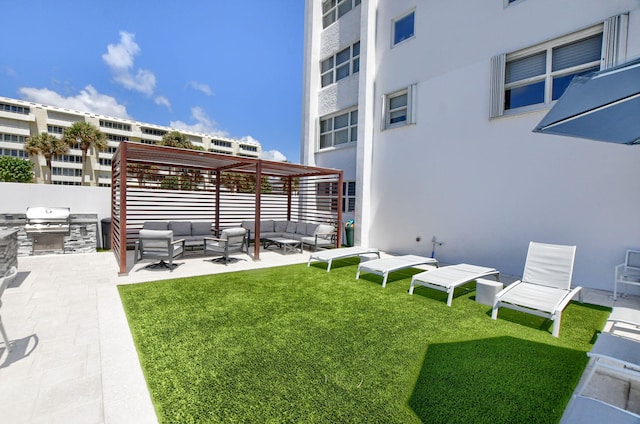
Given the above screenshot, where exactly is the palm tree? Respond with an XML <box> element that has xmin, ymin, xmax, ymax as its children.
<box><xmin>24</xmin><ymin>132</ymin><xmax>70</xmax><ymax>184</ymax></box>
<box><xmin>62</xmin><ymin>122</ymin><xmax>106</xmax><ymax>186</ymax></box>
<box><xmin>159</xmin><ymin>131</ymin><xmax>194</xmax><ymax>149</ymax></box>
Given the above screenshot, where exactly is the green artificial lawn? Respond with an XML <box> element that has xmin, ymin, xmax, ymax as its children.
<box><xmin>118</xmin><ymin>258</ymin><xmax>609</xmax><ymax>423</ymax></box>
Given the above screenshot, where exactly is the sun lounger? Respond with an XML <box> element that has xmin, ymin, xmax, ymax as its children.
<box><xmin>307</xmin><ymin>246</ymin><xmax>380</xmax><ymax>272</ymax></box>
<box><xmin>408</xmin><ymin>263</ymin><xmax>500</xmax><ymax>306</ymax></box>
<box><xmin>561</xmin><ymin>395</ymin><xmax>640</xmax><ymax>424</ymax></box>
<box><xmin>587</xmin><ymin>333</ymin><xmax>640</xmax><ymax>377</ymax></box>
<box><xmin>356</xmin><ymin>255</ymin><xmax>438</xmax><ymax>288</ymax></box>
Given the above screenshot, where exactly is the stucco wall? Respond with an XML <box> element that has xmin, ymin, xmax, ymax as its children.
<box><xmin>365</xmin><ymin>0</ymin><xmax>640</xmax><ymax>291</ymax></box>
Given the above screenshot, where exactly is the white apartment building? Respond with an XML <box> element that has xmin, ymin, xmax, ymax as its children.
<box><xmin>0</xmin><ymin>96</ymin><xmax>261</xmax><ymax>187</ymax></box>
<box><xmin>301</xmin><ymin>0</ymin><xmax>640</xmax><ymax>291</ymax></box>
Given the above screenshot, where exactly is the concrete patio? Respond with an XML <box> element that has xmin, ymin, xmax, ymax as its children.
<box><xmin>1</xmin><ymin>249</ymin><xmax>639</xmax><ymax>423</ymax></box>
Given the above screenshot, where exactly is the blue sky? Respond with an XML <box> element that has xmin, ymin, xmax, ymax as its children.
<box><xmin>0</xmin><ymin>0</ymin><xmax>305</xmax><ymax>163</ymax></box>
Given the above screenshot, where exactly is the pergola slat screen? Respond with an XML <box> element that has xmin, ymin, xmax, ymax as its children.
<box><xmin>111</xmin><ymin>142</ymin><xmax>343</xmax><ymax>274</ymax></box>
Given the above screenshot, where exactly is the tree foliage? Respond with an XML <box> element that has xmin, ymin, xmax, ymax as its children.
<box><xmin>62</xmin><ymin>122</ymin><xmax>106</xmax><ymax>186</ymax></box>
<box><xmin>24</xmin><ymin>132</ymin><xmax>69</xmax><ymax>184</ymax></box>
<box><xmin>159</xmin><ymin>131</ymin><xmax>195</xmax><ymax>149</ymax></box>
<box><xmin>0</xmin><ymin>156</ymin><xmax>33</xmax><ymax>183</ymax></box>
<box><xmin>221</xmin><ymin>172</ymin><xmax>272</xmax><ymax>193</ymax></box>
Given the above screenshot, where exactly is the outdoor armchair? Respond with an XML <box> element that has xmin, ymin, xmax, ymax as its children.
<box><xmin>492</xmin><ymin>241</ymin><xmax>582</xmax><ymax>337</ymax></box>
<box><xmin>204</xmin><ymin>227</ymin><xmax>248</xmax><ymax>264</ymax></box>
<box><xmin>134</xmin><ymin>229</ymin><xmax>185</xmax><ymax>270</ymax></box>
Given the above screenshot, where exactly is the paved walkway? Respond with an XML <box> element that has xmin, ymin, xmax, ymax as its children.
<box><xmin>1</xmin><ymin>250</ymin><xmax>639</xmax><ymax>423</ymax></box>
<box><xmin>0</xmin><ymin>249</ymin><xmax>312</xmax><ymax>423</ymax></box>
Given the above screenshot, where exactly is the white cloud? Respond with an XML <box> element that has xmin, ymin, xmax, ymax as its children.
<box><xmin>188</xmin><ymin>81</ymin><xmax>213</xmax><ymax>96</ymax></box>
<box><xmin>261</xmin><ymin>149</ymin><xmax>288</xmax><ymax>162</ymax></box>
<box><xmin>19</xmin><ymin>85</ymin><xmax>130</xmax><ymax>118</ymax></box>
<box><xmin>102</xmin><ymin>31</ymin><xmax>156</xmax><ymax>95</ymax></box>
<box><xmin>170</xmin><ymin>106</ymin><xmax>228</xmax><ymax>136</ymax></box>
<box><xmin>154</xmin><ymin>95</ymin><xmax>171</xmax><ymax>110</ymax></box>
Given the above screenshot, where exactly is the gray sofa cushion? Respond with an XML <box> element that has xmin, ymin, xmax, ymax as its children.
<box><xmin>286</xmin><ymin>221</ymin><xmax>297</xmax><ymax>233</ymax></box>
<box><xmin>169</xmin><ymin>221</ymin><xmax>192</xmax><ymax>237</ymax></box>
<box><xmin>274</xmin><ymin>220</ymin><xmax>288</xmax><ymax>233</ymax></box>
<box><xmin>305</xmin><ymin>222</ymin><xmax>319</xmax><ymax>236</ymax></box>
<box><xmin>241</xmin><ymin>220</ymin><xmax>255</xmax><ymax>233</ymax></box>
<box><xmin>143</xmin><ymin>221</ymin><xmax>169</xmax><ymax>231</ymax></box>
<box><xmin>261</xmin><ymin>220</ymin><xmax>275</xmax><ymax>232</ymax></box>
<box><xmin>191</xmin><ymin>221</ymin><xmax>212</xmax><ymax>237</ymax></box>
<box><xmin>296</xmin><ymin>222</ymin><xmax>307</xmax><ymax>235</ymax></box>
<box><xmin>220</xmin><ymin>227</ymin><xmax>247</xmax><ymax>240</ymax></box>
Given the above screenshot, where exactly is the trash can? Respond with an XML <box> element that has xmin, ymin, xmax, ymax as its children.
<box><xmin>344</xmin><ymin>220</ymin><xmax>354</xmax><ymax>247</ymax></box>
<box><xmin>101</xmin><ymin>217</ymin><xmax>111</xmax><ymax>250</ymax></box>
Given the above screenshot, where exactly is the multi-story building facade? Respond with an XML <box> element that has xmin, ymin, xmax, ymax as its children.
<box><xmin>301</xmin><ymin>0</ymin><xmax>640</xmax><ymax>291</ymax></box>
<box><xmin>0</xmin><ymin>96</ymin><xmax>261</xmax><ymax>187</ymax></box>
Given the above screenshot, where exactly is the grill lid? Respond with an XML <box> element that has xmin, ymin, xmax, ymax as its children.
<box><xmin>26</xmin><ymin>207</ymin><xmax>70</xmax><ymax>222</ymax></box>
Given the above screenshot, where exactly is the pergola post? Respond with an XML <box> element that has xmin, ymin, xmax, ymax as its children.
<box><xmin>286</xmin><ymin>176</ymin><xmax>292</xmax><ymax>221</ymax></box>
<box><xmin>336</xmin><ymin>170</ymin><xmax>343</xmax><ymax>247</ymax></box>
<box><xmin>214</xmin><ymin>169</ymin><xmax>221</xmax><ymax>233</ymax></box>
<box><xmin>253</xmin><ymin>161</ymin><xmax>262</xmax><ymax>260</ymax></box>
<box><xmin>117</xmin><ymin>142</ymin><xmax>128</xmax><ymax>274</ymax></box>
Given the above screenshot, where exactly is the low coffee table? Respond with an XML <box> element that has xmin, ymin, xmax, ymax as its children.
<box><xmin>263</xmin><ymin>237</ymin><xmax>303</xmax><ymax>254</ymax></box>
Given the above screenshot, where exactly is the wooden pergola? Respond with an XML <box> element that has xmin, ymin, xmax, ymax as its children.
<box><xmin>111</xmin><ymin>141</ymin><xmax>343</xmax><ymax>274</ymax></box>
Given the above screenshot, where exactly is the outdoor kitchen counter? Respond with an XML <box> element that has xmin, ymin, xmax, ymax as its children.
<box><xmin>0</xmin><ymin>227</ymin><xmax>19</xmax><ymax>276</ymax></box>
<box><xmin>0</xmin><ymin>213</ymin><xmax>99</xmax><ymax>256</ymax></box>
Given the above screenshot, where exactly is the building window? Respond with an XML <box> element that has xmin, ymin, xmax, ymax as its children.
<box><xmin>140</xmin><ymin>139</ymin><xmax>157</xmax><ymax>145</ymax></box>
<box><xmin>240</xmin><ymin>145</ymin><xmax>258</xmax><ymax>152</ymax></box>
<box><xmin>342</xmin><ymin>181</ymin><xmax>355</xmax><ymax>213</ymax></box>
<box><xmin>212</xmin><ymin>140</ymin><xmax>232</xmax><ymax>148</ymax></box>
<box><xmin>322</xmin><ymin>0</ymin><xmax>361</xmax><ymax>29</ymax></box>
<box><xmin>100</xmin><ymin>120</ymin><xmax>131</xmax><ymax>132</ymax></box>
<box><xmin>319</xmin><ymin>108</ymin><xmax>357</xmax><ymax>149</ymax></box>
<box><xmin>0</xmin><ymin>103</ymin><xmax>30</xmax><ymax>115</ymax></box>
<box><xmin>141</xmin><ymin>128</ymin><xmax>167</xmax><ymax>136</ymax></box>
<box><xmin>56</xmin><ymin>155</ymin><xmax>82</xmax><ymax>164</ymax></box>
<box><xmin>1</xmin><ymin>133</ymin><xmax>26</xmax><ymax>144</ymax></box>
<box><xmin>321</xmin><ymin>41</ymin><xmax>360</xmax><ymax>87</ymax></box>
<box><xmin>383</xmin><ymin>85</ymin><xmax>416</xmax><ymax>129</ymax></box>
<box><xmin>393</xmin><ymin>10</ymin><xmax>415</xmax><ymax>46</ymax></box>
<box><xmin>488</xmin><ymin>20</ymin><xmax>628</xmax><ymax>118</ymax></box>
<box><xmin>99</xmin><ymin>158</ymin><xmax>112</xmax><ymax>166</ymax></box>
<box><xmin>107</xmin><ymin>134</ymin><xmax>129</xmax><ymax>142</ymax></box>
<box><xmin>53</xmin><ymin>180</ymin><xmax>81</xmax><ymax>186</ymax></box>
<box><xmin>1</xmin><ymin>148</ymin><xmax>28</xmax><ymax>158</ymax></box>
<box><xmin>505</xmin><ymin>33</ymin><xmax>602</xmax><ymax>111</ymax></box>
<box><xmin>47</xmin><ymin>125</ymin><xmax>65</xmax><ymax>135</ymax></box>
<box><xmin>52</xmin><ymin>167</ymin><xmax>82</xmax><ymax>177</ymax></box>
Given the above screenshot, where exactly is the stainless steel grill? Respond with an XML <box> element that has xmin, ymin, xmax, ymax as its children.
<box><xmin>25</xmin><ymin>207</ymin><xmax>70</xmax><ymax>253</ymax></box>
<box><xmin>25</xmin><ymin>207</ymin><xmax>71</xmax><ymax>234</ymax></box>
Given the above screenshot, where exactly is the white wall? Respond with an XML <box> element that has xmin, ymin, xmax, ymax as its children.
<box><xmin>363</xmin><ymin>0</ymin><xmax>640</xmax><ymax>291</ymax></box>
<box><xmin>0</xmin><ymin>182</ymin><xmax>111</xmax><ymax>221</ymax></box>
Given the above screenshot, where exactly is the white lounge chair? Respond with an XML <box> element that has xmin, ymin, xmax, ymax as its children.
<box><xmin>614</xmin><ymin>250</ymin><xmax>640</xmax><ymax>300</ymax></box>
<box><xmin>307</xmin><ymin>246</ymin><xmax>380</xmax><ymax>272</ymax></box>
<box><xmin>0</xmin><ymin>266</ymin><xmax>18</xmax><ymax>352</ymax></box>
<box><xmin>409</xmin><ymin>263</ymin><xmax>500</xmax><ymax>306</ymax></box>
<box><xmin>587</xmin><ymin>333</ymin><xmax>640</xmax><ymax>376</ymax></box>
<box><xmin>356</xmin><ymin>255</ymin><xmax>438</xmax><ymax>288</ymax></box>
<box><xmin>492</xmin><ymin>242</ymin><xmax>582</xmax><ymax>337</ymax></box>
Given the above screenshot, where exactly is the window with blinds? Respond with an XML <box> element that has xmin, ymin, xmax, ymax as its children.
<box><xmin>489</xmin><ymin>15</ymin><xmax>628</xmax><ymax>118</ymax></box>
<box><xmin>504</xmin><ymin>33</ymin><xmax>602</xmax><ymax>111</ymax></box>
